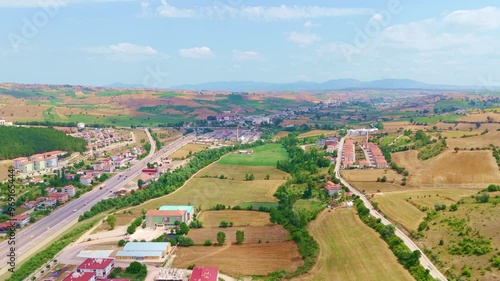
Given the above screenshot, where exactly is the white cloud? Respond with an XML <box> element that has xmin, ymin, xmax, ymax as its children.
<box><xmin>287</xmin><ymin>32</ymin><xmax>320</xmax><ymax>46</ymax></box>
<box><xmin>178</xmin><ymin>47</ymin><xmax>214</xmax><ymax>59</ymax></box>
<box><xmin>444</xmin><ymin>6</ymin><xmax>500</xmax><ymax>30</ymax></box>
<box><xmin>370</xmin><ymin>13</ymin><xmax>384</xmax><ymax>22</ymax></box>
<box><xmin>303</xmin><ymin>20</ymin><xmax>320</xmax><ymax>28</ymax></box>
<box><xmin>232</xmin><ymin>50</ymin><xmax>263</xmax><ymax>61</ymax></box>
<box><xmin>83</xmin><ymin>43</ymin><xmax>167</xmax><ymax>62</ymax></box>
<box><xmin>0</xmin><ymin>0</ymin><xmax>134</xmax><ymax>8</ymax></box>
<box><xmin>147</xmin><ymin>2</ymin><xmax>371</xmax><ymax>20</ymax></box>
<box><xmin>157</xmin><ymin>0</ymin><xmax>195</xmax><ymax>18</ymax></box>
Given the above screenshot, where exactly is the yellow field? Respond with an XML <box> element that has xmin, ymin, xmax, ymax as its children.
<box><xmin>297</xmin><ymin>130</ymin><xmax>336</xmax><ymax>138</ymax></box>
<box><xmin>132</xmin><ymin>129</ymin><xmax>148</xmax><ymax>144</ymax></box>
<box><xmin>446</xmin><ymin>130</ymin><xmax>500</xmax><ymax>149</ymax></box>
<box><xmin>296</xmin><ymin>209</ymin><xmax>414</xmax><ymax>281</ymax></box>
<box><xmin>169</xmin><ymin>143</ymin><xmax>208</xmax><ymax>159</ymax></box>
<box><xmin>457</xmin><ymin>112</ymin><xmax>500</xmax><ymax>123</ymax></box>
<box><xmin>0</xmin><ymin>104</ymin><xmax>49</xmax><ymax>121</ymax></box>
<box><xmin>197</xmin><ymin>210</ymin><xmax>272</xmax><ymax>228</ymax></box>
<box><xmin>273</xmin><ymin>131</ymin><xmax>289</xmax><ymax>140</ymax></box>
<box><xmin>0</xmin><ymin>160</ymin><xmax>13</xmax><ymax>181</ymax></box>
<box><xmin>341</xmin><ymin>169</ymin><xmax>403</xmax><ymax>182</ymax></box>
<box><xmin>196</xmin><ymin>164</ymin><xmax>289</xmax><ymax>181</ymax></box>
<box><xmin>371</xmin><ymin>188</ymin><xmax>479</xmax><ymax>232</ymax></box>
<box><xmin>391</xmin><ymin>150</ymin><xmax>500</xmax><ymax>186</ymax></box>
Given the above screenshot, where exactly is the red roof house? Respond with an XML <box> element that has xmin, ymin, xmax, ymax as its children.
<box><xmin>77</xmin><ymin>258</ymin><xmax>114</xmax><ymax>278</ymax></box>
<box><xmin>62</xmin><ymin>272</ymin><xmax>96</xmax><ymax>281</ymax></box>
<box><xmin>190</xmin><ymin>266</ymin><xmax>219</xmax><ymax>281</ymax></box>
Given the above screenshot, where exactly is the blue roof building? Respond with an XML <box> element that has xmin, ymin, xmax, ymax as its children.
<box><xmin>115</xmin><ymin>242</ymin><xmax>170</xmax><ymax>261</ymax></box>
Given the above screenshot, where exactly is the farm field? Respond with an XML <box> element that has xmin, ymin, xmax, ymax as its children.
<box><xmin>446</xmin><ymin>130</ymin><xmax>500</xmax><ymax>149</ymax></box>
<box><xmin>457</xmin><ymin>112</ymin><xmax>500</xmax><ymax>122</ymax></box>
<box><xmin>218</xmin><ymin>143</ymin><xmax>288</xmax><ymax>166</ymax></box>
<box><xmin>197</xmin><ymin>164</ymin><xmax>289</xmax><ymax>181</ymax></box>
<box><xmin>91</xmin><ymin>210</ymin><xmax>138</xmax><ymax>233</ymax></box>
<box><xmin>168</xmin><ymin>143</ymin><xmax>208</xmax><ymax>159</ymax></box>
<box><xmin>197</xmin><ymin>210</ymin><xmax>272</xmax><ymax>228</ymax></box>
<box><xmin>373</xmin><ymin>190</ymin><xmax>500</xmax><ymax>280</ymax></box>
<box><xmin>297</xmin><ymin>209</ymin><xmax>414</xmax><ymax>281</ymax></box>
<box><xmin>175</xmin><ymin>210</ymin><xmax>301</xmax><ymax>276</ymax></box>
<box><xmin>439</xmin><ymin>130</ymin><xmax>483</xmax><ymax>139</ymax></box>
<box><xmin>391</xmin><ymin>150</ymin><xmax>500</xmax><ymax>186</ymax></box>
<box><xmin>173</xmin><ymin>241</ymin><xmax>301</xmax><ymax>276</ymax></box>
<box><xmin>273</xmin><ymin>131</ymin><xmax>289</xmax><ymax>140</ymax></box>
<box><xmin>297</xmin><ymin>130</ymin><xmax>336</xmax><ymax>138</ymax></box>
<box><xmin>341</xmin><ymin>169</ymin><xmax>404</xmax><ymax>183</ymax></box>
<box><xmin>370</xmin><ymin>188</ymin><xmax>479</xmax><ymax>232</ymax></box>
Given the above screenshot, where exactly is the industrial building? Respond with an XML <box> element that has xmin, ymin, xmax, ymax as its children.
<box><xmin>115</xmin><ymin>242</ymin><xmax>171</xmax><ymax>260</ymax></box>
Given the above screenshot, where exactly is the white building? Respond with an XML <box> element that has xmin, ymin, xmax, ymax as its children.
<box><xmin>77</xmin><ymin>122</ymin><xmax>85</xmax><ymax>130</ymax></box>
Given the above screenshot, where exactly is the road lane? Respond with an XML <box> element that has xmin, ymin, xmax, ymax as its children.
<box><xmin>0</xmin><ymin>130</ymin><xmax>194</xmax><ymax>276</ymax></box>
<box><xmin>335</xmin><ymin>137</ymin><xmax>447</xmax><ymax>281</ymax></box>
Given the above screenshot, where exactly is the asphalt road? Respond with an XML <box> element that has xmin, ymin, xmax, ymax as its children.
<box><xmin>0</xmin><ymin>129</ymin><xmax>195</xmax><ymax>275</ymax></box>
<box><xmin>335</xmin><ymin>137</ymin><xmax>447</xmax><ymax>281</ymax></box>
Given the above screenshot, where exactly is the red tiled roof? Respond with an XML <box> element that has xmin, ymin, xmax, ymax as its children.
<box><xmin>77</xmin><ymin>258</ymin><xmax>114</xmax><ymax>270</ymax></box>
<box><xmin>11</xmin><ymin>214</ymin><xmax>29</xmax><ymax>221</ymax></box>
<box><xmin>62</xmin><ymin>272</ymin><xmax>95</xmax><ymax>281</ymax></box>
<box><xmin>190</xmin><ymin>266</ymin><xmax>219</xmax><ymax>281</ymax></box>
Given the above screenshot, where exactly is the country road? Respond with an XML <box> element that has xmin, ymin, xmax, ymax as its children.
<box><xmin>335</xmin><ymin>137</ymin><xmax>447</xmax><ymax>281</ymax></box>
<box><xmin>0</xmin><ymin>129</ymin><xmax>195</xmax><ymax>278</ymax></box>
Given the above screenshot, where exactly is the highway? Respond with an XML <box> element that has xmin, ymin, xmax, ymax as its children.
<box><xmin>335</xmin><ymin>137</ymin><xmax>447</xmax><ymax>281</ymax></box>
<box><xmin>0</xmin><ymin>129</ymin><xmax>195</xmax><ymax>276</ymax></box>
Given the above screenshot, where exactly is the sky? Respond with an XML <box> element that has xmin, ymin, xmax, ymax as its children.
<box><xmin>0</xmin><ymin>0</ymin><xmax>499</xmax><ymax>88</ymax></box>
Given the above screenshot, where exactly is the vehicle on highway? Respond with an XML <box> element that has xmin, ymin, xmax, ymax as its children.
<box><xmin>74</xmin><ymin>209</ymin><xmax>77</xmax><ymax>212</ymax></box>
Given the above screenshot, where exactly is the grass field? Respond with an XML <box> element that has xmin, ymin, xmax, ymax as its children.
<box><xmin>296</xmin><ymin>209</ymin><xmax>414</xmax><ymax>281</ymax></box>
<box><xmin>197</xmin><ymin>210</ymin><xmax>272</xmax><ymax>228</ymax></box>
<box><xmin>391</xmin><ymin>150</ymin><xmax>500</xmax><ymax>186</ymax></box>
<box><xmin>218</xmin><ymin>143</ymin><xmax>288</xmax><ymax>166</ymax></box>
<box><xmin>293</xmin><ymin>199</ymin><xmax>325</xmax><ymax>214</ymax></box>
<box><xmin>169</xmin><ymin>144</ymin><xmax>208</xmax><ymax>159</ymax></box>
<box><xmin>297</xmin><ymin>130</ymin><xmax>336</xmax><ymax>138</ymax></box>
<box><xmin>92</xmin><ymin>210</ymin><xmax>138</xmax><ymax>233</ymax></box>
<box><xmin>371</xmin><ymin>188</ymin><xmax>479</xmax><ymax>232</ymax></box>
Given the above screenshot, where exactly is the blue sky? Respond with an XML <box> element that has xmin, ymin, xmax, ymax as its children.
<box><xmin>0</xmin><ymin>0</ymin><xmax>499</xmax><ymax>87</ymax></box>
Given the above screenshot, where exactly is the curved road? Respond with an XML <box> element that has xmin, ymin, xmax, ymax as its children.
<box><xmin>335</xmin><ymin>137</ymin><xmax>447</xmax><ymax>281</ymax></box>
<box><xmin>0</xmin><ymin>129</ymin><xmax>195</xmax><ymax>276</ymax></box>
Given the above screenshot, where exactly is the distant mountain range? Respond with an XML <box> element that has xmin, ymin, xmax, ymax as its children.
<box><xmin>169</xmin><ymin>79</ymin><xmax>481</xmax><ymax>92</ymax></box>
<box><xmin>108</xmin><ymin>79</ymin><xmax>489</xmax><ymax>92</ymax></box>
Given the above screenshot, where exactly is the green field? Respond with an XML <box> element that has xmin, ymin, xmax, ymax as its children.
<box><xmin>63</xmin><ymin>113</ymin><xmax>195</xmax><ymax>127</ymax></box>
<box><xmin>42</xmin><ymin>107</ymin><xmax>63</xmax><ymax>122</ymax></box>
<box><xmin>293</xmin><ymin>199</ymin><xmax>325</xmax><ymax>214</ymax></box>
<box><xmin>152</xmin><ymin>91</ymin><xmax>182</xmax><ymax>98</ymax></box>
<box><xmin>218</xmin><ymin>144</ymin><xmax>288</xmax><ymax>166</ymax></box>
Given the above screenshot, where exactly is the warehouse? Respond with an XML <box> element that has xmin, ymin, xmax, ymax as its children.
<box><xmin>115</xmin><ymin>242</ymin><xmax>170</xmax><ymax>261</ymax></box>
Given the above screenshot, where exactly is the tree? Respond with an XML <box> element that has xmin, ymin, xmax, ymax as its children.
<box><xmin>217</xmin><ymin>231</ymin><xmax>226</xmax><ymax>245</ymax></box>
<box><xmin>265</xmin><ymin>174</ymin><xmax>270</xmax><ymax>180</ymax></box>
<box><xmin>236</xmin><ymin>230</ymin><xmax>245</xmax><ymax>244</ymax></box>
<box><xmin>219</xmin><ymin>221</ymin><xmax>229</xmax><ymax>228</ymax></box>
<box><xmin>380</xmin><ymin>176</ymin><xmax>387</xmax><ymax>182</ymax></box>
<box><xmin>178</xmin><ymin>222</ymin><xmax>189</xmax><ymax>235</ymax></box>
<box><xmin>454</xmin><ymin>147</ymin><xmax>459</xmax><ymax>153</ymax></box>
<box><xmin>204</xmin><ymin>240</ymin><xmax>212</xmax><ymax>246</ymax></box>
<box><xmin>137</xmin><ymin>179</ymin><xmax>143</xmax><ymax>187</ymax></box>
<box><xmin>126</xmin><ymin>261</ymin><xmax>144</xmax><ymax>274</ymax></box>
<box><xmin>107</xmin><ymin>215</ymin><xmax>116</xmax><ymax>230</ymax></box>
<box><xmin>118</xmin><ymin>239</ymin><xmax>126</xmax><ymax>246</ymax></box>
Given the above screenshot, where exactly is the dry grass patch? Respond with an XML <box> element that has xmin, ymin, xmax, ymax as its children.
<box><xmin>273</xmin><ymin>131</ymin><xmax>290</xmax><ymax>140</ymax></box>
<box><xmin>174</xmin><ymin>242</ymin><xmax>302</xmax><ymax>276</ymax></box>
<box><xmin>187</xmin><ymin>225</ymin><xmax>289</xmax><ymax>245</ymax></box>
<box><xmin>371</xmin><ymin>188</ymin><xmax>479</xmax><ymax>232</ymax></box>
<box><xmin>197</xmin><ymin>210</ymin><xmax>272</xmax><ymax>228</ymax></box>
<box><xmin>169</xmin><ymin>144</ymin><xmax>208</xmax><ymax>159</ymax></box>
<box><xmin>0</xmin><ymin>160</ymin><xmax>13</xmax><ymax>181</ymax></box>
<box><xmin>92</xmin><ymin>210</ymin><xmax>137</xmax><ymax>233</ymax></box>
<box><xmin>458</xmin><ymin>112</ymin><xmax>500</xmax><ymax>123</ymax></box>
<box><xmin>0</xmin><ymin>104</ymin><xmax>49</xmax><ymax>121</ymax></box>
<box><xmin>297</xmin><ymin>209</ymin><xmax>413</xmax><ymax>281</ymax></box>
<box><xmin>198</xmin><ymin>164</ymin><xmax>289</xmax><ymax>181</ymax></box>
<box><xmin>392</xmin><ymin>150</ymin><xmax>500</xmax><ymax>186</ymax></box>
<box><xmin>132</xmin><ymin>178</ymin><xmax>282</xmax><ymax>211</ymax></box>
<box><xmin>341</xmin><ymin>169</ymin><xmax>403</xmax><ymax>182</ymax></box>
<box><xmin>297</xmin><ymin>130</ymin><xmax>336</xmax><ymax>138</ymax></box>
<box><xmin>446</xmin><ymin>130</ymin><xmax>500</xmax><ymax>149</ymax></box>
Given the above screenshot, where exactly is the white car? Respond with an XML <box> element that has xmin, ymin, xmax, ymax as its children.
<box><xmin>74</xmin><ymin>209</ymin><xmax>77</xmax><ymax>212</ymax></box>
